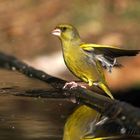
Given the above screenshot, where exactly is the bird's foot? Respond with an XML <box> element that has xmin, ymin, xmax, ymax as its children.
<box><xmin>63</xmin><ymin>81</ymin><xmax>86</xmax><ymax>89</ymax></box>
<box><xmin>93</xmin><ymin>82</ymin><xmax>99</xmax><ymax>86</ymax></box>
<box><xmin>63</xmin><ymin>81</ymin><xmax>86</xmax><ymax>103</ymax></box>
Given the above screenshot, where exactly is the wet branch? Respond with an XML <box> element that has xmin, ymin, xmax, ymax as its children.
<box><xmin>0</xmin><ymin>52</ymin><xmax>139</xmax><ymax>134</ymax></box>
<box><xmin>0</xmin><ymin>52</ymin><xmax>66</xmax><ymax>89</ymax></box>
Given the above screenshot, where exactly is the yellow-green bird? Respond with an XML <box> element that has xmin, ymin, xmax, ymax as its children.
<box><xmin>52</xmin><ymin>24</ymin><xmax>139</xmax><ymax>99</ymax></box>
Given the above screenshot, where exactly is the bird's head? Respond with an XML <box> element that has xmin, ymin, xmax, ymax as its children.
<box><xmin>52</xmin><ymin>24</ymin><xmax>80</xmax><ymax>41</ymax></box>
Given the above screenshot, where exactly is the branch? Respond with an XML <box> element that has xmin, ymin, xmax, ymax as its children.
<box><xmin>0</xmin><ymin>52</ymin><xmax>139</xmax><ymax>134</ymax></box>
<box><xmin>0</xmin><ymin>52</ymin><xmax>66</xmax><ymax>89</ymax></box>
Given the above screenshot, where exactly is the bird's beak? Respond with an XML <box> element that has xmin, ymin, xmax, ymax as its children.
<box><xmin>52</xmin><ymin>28</ymin><xmax>61</xmax><ymax>36</ymax></box>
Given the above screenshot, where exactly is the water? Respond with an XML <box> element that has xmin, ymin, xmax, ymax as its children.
<box><xmin>0</xmin><ymin>96</ymin><xmax>74</xmax><ymax>140</ymax></box>
<box><xmin>0</xmin><ymin>69</ymin><xmax>75</xmax><ymax>140</ymax></box>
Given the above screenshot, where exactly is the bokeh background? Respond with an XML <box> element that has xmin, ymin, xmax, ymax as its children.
<box><xmin>0</xmin><ymin>0</ymin><xmax>139</xmax><ymax>91</ymax></box>
<box><xmin>0</xmin><ymin>0</ymin><xmax>139</xmax><ymax>139</ymax></box>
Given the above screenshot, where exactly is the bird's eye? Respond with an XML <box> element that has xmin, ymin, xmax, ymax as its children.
<box><xmin>61</xmin><ymin>27</ymin><xmax>67</xmax><ymax>32</ymax></box>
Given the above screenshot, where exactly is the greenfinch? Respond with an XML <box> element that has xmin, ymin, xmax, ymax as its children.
<box><xmin>52</xmin><ymin>24</ymin><xmax>139</xmax><ymax>99</ymax></box>
<box><xmin>63</xmin><ymin>105</ymin><xmax>98</xmax><ymax>140</ymax></box>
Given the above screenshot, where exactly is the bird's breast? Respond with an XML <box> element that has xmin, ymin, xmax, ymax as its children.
<box><xmin>63</xmin><ymin>47</ymin><xmax>99</xmax><ymax>82</ymax></box>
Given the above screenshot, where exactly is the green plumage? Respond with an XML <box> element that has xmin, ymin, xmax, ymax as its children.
<box><xmin>52</xmin><ymin>24</ymin><xmax>139</xmax><ymax>99</ymax></box>
<box><xmin>52</xmin><ymin>24</ymin><xmax>139</xmax><ymax>140</ymax></box>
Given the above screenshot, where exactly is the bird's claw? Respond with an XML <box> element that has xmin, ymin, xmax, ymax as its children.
<box><xmin>63</xmin><ymin>81</ymin><xmax>86</xmax><ymax>89</ymax></box>
<box><xmin>63</xmin><ymin>81</ymin><xmax>78</xmax><ymax>89</ymax></box>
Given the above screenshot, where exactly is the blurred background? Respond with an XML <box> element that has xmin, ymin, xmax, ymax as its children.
<box><xmin>0</xmin><ymin>0</ymin><xmax>139</xmax><ymax>90</ymax></box>
<box><xmin>0</xmin><ymin>0</ymin><xmax>139</xmax><ymax>139</ymax></box>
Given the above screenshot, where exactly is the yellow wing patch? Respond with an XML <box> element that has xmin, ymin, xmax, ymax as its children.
<box><xmin>80</xmin><ymin>43</ymin><xmax>118</xmax><ymax>51</ymax></box>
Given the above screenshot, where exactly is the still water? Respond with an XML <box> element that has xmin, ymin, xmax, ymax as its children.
<box><xmin>0</xmin><ymin>69</ymin><xmax>75</xmax><ymax>140</ymax></box>
<box><xmin>0</xmin><ymin>96</ymin><xmax>74</xmax><ymax>140</ymax></box>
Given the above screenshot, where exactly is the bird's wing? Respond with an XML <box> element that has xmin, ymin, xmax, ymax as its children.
<box><xmin>80</xmin><ymin>43</ymin><xmax>139</xmax><ymax>72</ymax></box>
<box><xmin>80</xmin><ymin>44</ymin><xmax>140</xmax><ymax>57</ymax></box>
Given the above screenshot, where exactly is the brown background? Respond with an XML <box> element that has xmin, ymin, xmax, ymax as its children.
<box><xmin>0</xmin><ymin>0</ymin><xmax>140</xmax><ymax>91</ymax></box>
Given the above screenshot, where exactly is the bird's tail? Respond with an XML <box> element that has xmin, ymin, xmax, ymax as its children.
<box><xmin>98</xmin><ymin>82</ymin><xmax>114</xmax><ymax>100</ymax></box>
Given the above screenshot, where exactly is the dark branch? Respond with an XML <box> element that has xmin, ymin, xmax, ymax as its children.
<box><xmin>0</xmin><ymin>52</ymin><xmax>66</xmax><ymax>89</ymax></box>
<box><xmin>0</xmin><ymin>52</ymin><xmax>139</xmax><ymax>134</ymax></box>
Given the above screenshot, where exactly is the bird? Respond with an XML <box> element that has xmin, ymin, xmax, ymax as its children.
<box><xmin>52</xmin><ymin>24</ymin><xmax>139</xmax><ymax>99</ymax></box>
<box><xmin>63</xmin><ymin>105</ymin><xmax>99</xmax><ymax>140</ymax></box>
